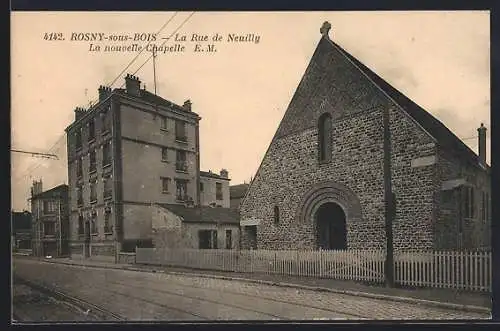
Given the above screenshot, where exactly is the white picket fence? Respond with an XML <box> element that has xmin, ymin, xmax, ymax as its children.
<box><xmin>394</xmin><ymin>250</ymin><xmax>492</xmax><ymax>292</ymax></box>
<box><xmin>135</xmin><ymin>248</ymin><xmax>492</xmax><ymax>292</ymax></box>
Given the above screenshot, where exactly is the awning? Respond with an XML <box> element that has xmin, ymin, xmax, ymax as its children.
<box><xmin>441</xmin><ymin>178</ymin><xmax>467</xmax><ymax>191</ymax></box>
<box><xmin>240</xmin><ymin>218</ymin><xmax>262</xmax><ymax>226</ymax></box>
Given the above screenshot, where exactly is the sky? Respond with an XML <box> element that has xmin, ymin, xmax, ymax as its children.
<box><xmin>10</xmin><ymin>11</ymin><xmax>490</xmax><ymax>211</ymax></box>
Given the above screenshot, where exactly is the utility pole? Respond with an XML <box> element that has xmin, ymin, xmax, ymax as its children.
<box><xmin>382</xmin><ymin>107</ymin><xmax>395</xmax><ymax>288</ymax></box>
<box><xmin>152</xmin><ymin>48</ymin><xmax>158</xmax><ymax>96</ymax></box>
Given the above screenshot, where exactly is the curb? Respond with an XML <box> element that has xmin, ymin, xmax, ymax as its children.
<box><xmin>39</xmin><ymin>259</ymin><xmax>490</xmax><ymax>315</ymax></box>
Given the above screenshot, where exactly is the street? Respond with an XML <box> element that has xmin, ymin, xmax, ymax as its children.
<box><xmin>12</xmin><ymin>258</ymin><xmax>490</xmax><ymax>321</ymax></box>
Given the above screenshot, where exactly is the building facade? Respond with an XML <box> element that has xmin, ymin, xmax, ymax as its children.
<box><xmin>151</xmin><ymin>204</ymin><xmax>240</xmax><ymax>249</ymax></box>
<box><xmin>200</xmin><ymin>170</ymin><xmax>230</xmax><ymax>208</ymax></box>
<box><xmin>240</xmin><ymin>22</ymin><xmax>491</xmax><ymax>251</ymax></box>
<box><xmin>66</xmin><ymin>74</ymin><xmax>236</xmax><ymax>258</ymax></box>
<box><xmin>30</xmin><ymin>181</ymin><xmax>70</xmax><ymax>257</ymax></box>
<box><xmin>11</xmin><ymin>210</ymin><xmax>32</xmax><ymax>251</ymax></box>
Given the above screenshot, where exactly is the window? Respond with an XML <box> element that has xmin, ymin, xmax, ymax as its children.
<box><xmin>44</xmin><ymin>222</ymin><xmax>55</xmax><ymax>236</ymax></box>
<box><xmin>89</xmin><ymin>150</ymin><xmax>97</xmax><ymax>172</ymax></box>
<box><xmin>463</xmin><ymin>186</ymin><xmax>475</xmax><ymax>219</ymax></box>
<box><xmin>77</xmin><ymin>186</ymin><xmax>83</xmax><ymax>206</ymax></box>
<box><xmin>481</xmin><ymin>192</ymin><xmax>490</xmax><ymax>224</ymax></box>
<box><xmin>274</xmin><ymin>205</ymin><xmax>280</xmax><ymax>224</ymax></box>
<box><xmin>175</xmin><ymin>179</ymin><xmax>188</xmax><ymax>201</ymax></box>
<box><xmin>90</xmin><ymin>180</ymin><xmax>97</xmax><ymax>202</ymax></box>
<box><xmin>90</xmin><ymin>210</ymin><xmax>97</xmax><ymax>234</ymax></box>
<box><xmin>75</xmin><ymin>130</ymin><xmax>82</xmax><ymax>150</ymax></box>
<box><xmin>216</xmin><ymin>182</ymin><xmax>223</xmax><ymax>200</ymax></box>
<box><xmin>225</xmin><ymin>230</ymin><xmax>232</xmax><ymax>249</ymax></box>
<box><xmin>176</xmin><ymin>150</ymin><xmax>187</xmax><ymax>172</ymax></box>
<box><xmin>161</xmin><ymin>177</ymin><xmax>171</xmax><ymax>194</ymax></box>
<box><xmin>199</xmin><ymin>230</ymin><xmax>217</xmax><ymax>249</ymax></box>
<box><xmin>161</xmin><ymin>147</ymin><xmax>169</xmax><ymax>162</ymax></box>
<box><xmin>175</xmin><ymin>120</ymin><xmax>187</xmax><ymax>142</ymax></box>
<box><xmin>160</xmin><ymin>116</ymin><xmax>168</xmax><ymax>130</ymax></box>
<box><xmin>200</xmin><ymin>182</ymin><xmax>204</xmax><ymax>192</ymax></box>
<box><xmin>318</xmin><ymin>113</ymin><xmax>332</xmax><ymax>163</ymax></box>
<box><xmin>103</xmin><ymin>142</ymin><xmax>112</xmax><ymax>166</ymax></box>
<box><xmin>78</xmin><ymin>214</ymin><xmax>84</xmax><ymax>235</ymax></box>
<box><xmin>43</xmin><ymin>200</ymin><xmax>57</xmax><ymax>214</ymax></box>
<box><xmin>104</xmin><ymin>206</ymin><xmax>112</xmax><ymax>233</ymax></box>
<box><xmin>101</xmin><ymin>110</ymin><xmax>111</xmax><ymax>134</ymax></box>
<box><xmin>76</xmin><ymin>158</ymin><xmax>83</xmax><ymax>178</ymax></box>
<box><xmin>88</xmin><ymin>119</ymin><xmax>96</xmax><ymax>141</ymax></box>
<box><xmin>103</xmin><ymin>175</ymin><xmax>113</xmax><ymax>199</ymax></box>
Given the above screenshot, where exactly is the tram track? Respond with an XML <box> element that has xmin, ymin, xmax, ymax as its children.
<box><xmin>14</xmin><ymin>276</ymin><xmax>126</xmax><ymax>321</ymax></box>
<box><xmin>108</xmin><ymin>279</ymin><xmax>365</xmax><ymax>319</ymax></box>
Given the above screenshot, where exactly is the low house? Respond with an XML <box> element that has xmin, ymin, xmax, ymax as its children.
<box><xmin>151</xmin><ymin>204</ymin><xmax>240</xmax><ymax>249</ymax></box>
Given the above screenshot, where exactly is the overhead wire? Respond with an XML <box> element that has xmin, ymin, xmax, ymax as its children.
<box><xmin>12</xmin><ymin>13</ymin><xmax>189</xmax><ymax>185</ymax></box>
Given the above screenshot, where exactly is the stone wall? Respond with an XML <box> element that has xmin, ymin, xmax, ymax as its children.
<box><xmin>436</xmin><ymin>149</ymin><xmax>491</xmax><ymax>250</ymax></box>
<box><xmin>239</xmin><ymin>36</ymin><xmax>445</xmax><ymax>251</ymax></box>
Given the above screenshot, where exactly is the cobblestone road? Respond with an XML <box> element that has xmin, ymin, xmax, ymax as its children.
<box><xmin>13</xmin><ymin>258</ymin><xmax>490</xmax><ymax>321</ymax></box>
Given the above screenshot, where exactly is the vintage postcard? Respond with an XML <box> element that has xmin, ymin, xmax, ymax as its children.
<box><xmin>11</xmin><ymin>10</ymin><xmax>491</xmax><ymax>322</ymax></box>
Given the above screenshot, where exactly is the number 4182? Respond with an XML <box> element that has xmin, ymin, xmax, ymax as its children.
<box><xmin>44</xmin><ymin>33</ymin><xmax>64</xmax><ymax>41</ymax></box>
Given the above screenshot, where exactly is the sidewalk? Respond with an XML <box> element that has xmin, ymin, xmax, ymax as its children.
<box><xmin>26</xmin><ymin>256</ymin><xmax>491</xmax><ymax>314</ymax></box>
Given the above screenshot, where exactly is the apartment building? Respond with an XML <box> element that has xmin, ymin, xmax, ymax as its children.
<box><xmin>66</xmin><ymin>74</ymin><xmax>238</xmax><ymax>258</ymax></box>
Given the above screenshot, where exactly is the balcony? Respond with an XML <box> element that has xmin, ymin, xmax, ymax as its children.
<box><xmin>103</xmin><ymin>158</ymin><xmax>112</xmax><ymax>169</ymax></box>
<box><xmin>175</xmin><ymin>161</ymin><xmax>188</xmax><ymax>172</ymax></box>
<box><xmin>175</xmin><ymin>135</ymin><xmax>188</xmax><ymax>143</ymax></box>
<box><xmin>176</xmin><ymin>194</ymin><xmax>192</xmax><ymax>203</ymax></box>
<box><xmin>77</xmin><ymin>198</ymin><xmax>83</xmax><ymax>207</ymax></box>
<box><xmin>104</xmin><ymin>189</ymin><xmax>113</xmax><ymax>200</ymax></box>
<box><xmin>89</xmin><ymin>163</ymin><xmax>97</xmax><ymax>174</ymax></box>
<box><xmin>104</xmin><ymin>224</ymin><xmax>113</xmax><ymax>234</ymax></box>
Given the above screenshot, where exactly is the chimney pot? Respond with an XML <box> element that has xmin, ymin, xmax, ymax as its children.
<box><xmin>220</xmin><ymin>169</ymin><xmax>229</xmax><ymax>178</ymax></box>
<box><xmin>125</xmin><ymin>73</ymin><xmax>141</xmax><ymax>97</ymax></box>
<box><xmin>98</xmin><ymin>85</ymin><xmax>112</xmax><ymax>102</ymax></box>
<box><xmin>183</xmin><ymin>99</ymin><xmax>192</xmax><ymax>111</ymax></box>
<box><xmin>478</xmin><ymin>123</ymin><xmax>487</xmax><ymax>165</ymax></box>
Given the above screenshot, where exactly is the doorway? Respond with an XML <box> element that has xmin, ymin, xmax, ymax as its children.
<box><xmin>315</xmin><ymin>202</ymin><xmax>347</xmax><ymax>250</ymax></box>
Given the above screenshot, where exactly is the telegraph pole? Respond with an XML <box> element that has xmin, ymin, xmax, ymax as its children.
<box><xmin>382</xmin><ymin>107</ymin><xmax>395</xmax><ymax>287</ymax></box>
<box><xmin>152</xmin><ymin>48</ymin><xmax>158</xmax><ymax>96</ymax></box>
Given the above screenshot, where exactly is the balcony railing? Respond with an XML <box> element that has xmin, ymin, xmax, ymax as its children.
<box><xmin>176</xmin><ymin>161</ymin><xmax>188</xmax><ymax>172</ymax></box>
<box><xmin>89</xmin><ymin>163</ymin><xmax>97</xmax><ymax>173</ymax></box>
<box><xmin>104</xmin><ymin>189</ymin><xmax>113</xmax><ymax>199</ymax></box>
<box><xmin>176</xmin><ymin>194</ymin><xmax>192</xmax><ymax>202</ymax></box>
<box><xmin>175</xmin><ymin>135</ymin><xmax>188</xmax><ymax>143</ymax></box>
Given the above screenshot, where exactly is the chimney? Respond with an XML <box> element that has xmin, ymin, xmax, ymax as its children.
<box><xmin>183</xmin><ymin>99</ymin><xmax>192</xmax><ymax>112</ymax></box>
<box><xmin>98</xmin><ymin>85</ymin><xmax>112</xmax><ymax>102</ymax></box>
<box><xmin>125</xmin><ymin>74</ymin><xmax>141</xmax><ymax>97</ymax></box>
<box><xmin>74</xmin><ymin>107</ymin><xmax>86</xmax><ymax>121</ymax></box>
<box><xmin>478</xmin><ymin>123</ymin><xmax>487</xmax><ymax>164</ymax></box>
<box><xmin>220</xmin><ymin>169</ymin><xmax>228</xmax><ymax>179</ymax></box>
<box><xmin>31</xmin><ymin>180</ymin><xmax>43</xmax><ymax>196</ymax></box>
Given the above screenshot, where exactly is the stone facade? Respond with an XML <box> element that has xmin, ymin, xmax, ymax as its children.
<box><xmin>240</xmin><ymin>26</ymin><xmax>490</xmax><ymax>252</ymax></box>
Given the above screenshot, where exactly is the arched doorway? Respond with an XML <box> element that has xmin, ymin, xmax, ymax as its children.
<box><xmin>315</xmin><ymin>202</ymin><xmax>347</xmax><ymax>250</ymax></box>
